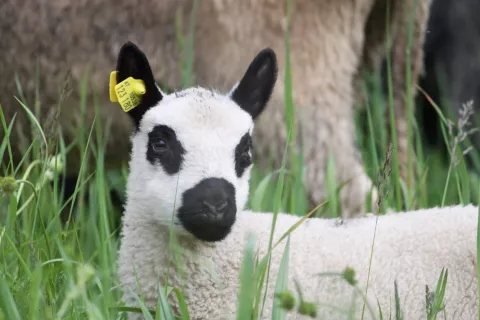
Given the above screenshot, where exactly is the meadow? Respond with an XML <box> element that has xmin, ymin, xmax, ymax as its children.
<box><xmin>1</xmin><ymin>2</ymin><xmax>480</xmax><ymax>319</ymax></box>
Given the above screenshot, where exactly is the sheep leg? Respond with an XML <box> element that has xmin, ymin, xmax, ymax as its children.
<box><xmin>300</xmin><ymin>102</ymin><xmax>379</xmax><ymax>218</ymax></box>
<box><xmin>385</xmin><ymin>0</ymin><xmax>430</xmax><ymax>195</ymax></box>
<box><xmin>355</xmin><ymin>0</ymin><xmax>431</xmax><ymax>209</ymax></box>
<box><xmin>253</xmin><ymin>91</ymin><xmax>378</xmax><ymax>219</ymax></box>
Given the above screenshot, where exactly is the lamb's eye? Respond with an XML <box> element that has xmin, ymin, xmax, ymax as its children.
<box><xmin>241</xmin><ymin>149</ymin><xmax>252</xmax><ymax>167</ymax></box>
<box><xmin>234</xmin><ymin>133</ymin><xmax>254</xmax><ymax>176</ymax></box>
<box><xmin>151</xmin><ymin>138</ymin><xmax>167</xmax><ymax>152</ymax></box>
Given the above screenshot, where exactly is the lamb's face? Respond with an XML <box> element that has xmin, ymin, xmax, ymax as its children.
<box><xmin>129</xmin><ymin>89</ymin><xmax>256</xmax><ymax>241</ymax></box>
<box><xmin>115</xmin><ymin>42</ymin><xmax>277</xmax><ymax>242</ymax></box>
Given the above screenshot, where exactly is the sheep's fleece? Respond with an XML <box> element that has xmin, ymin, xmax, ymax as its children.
<box><xmin>1</xmin><ymin>0</ymin><xmax>431</xmax><ymax>218</ymax></box>
<box><xmin>119</xmin><ymin>205</ymin><xmax>479</xmax><ymax>320</ymax></box>
<box><xmin>114</xmin><ymin>40</ymin><xmax>479</xmax><ymax>320</ymax></box>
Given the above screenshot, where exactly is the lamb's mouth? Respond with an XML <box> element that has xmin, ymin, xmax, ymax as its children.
<box><xmin>177</xmin><ymin>211</ymin><xmax>236</xmax><ymax>242</ymax></box>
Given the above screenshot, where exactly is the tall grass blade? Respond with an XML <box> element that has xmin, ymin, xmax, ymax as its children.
<box><xmin>236</xmin><ymin>233</ymin><xmax>256</xmax><ymax>320</ymax></box>
<box><xmin>0</xmin><ymin>272</ymin><xmax>22</xmax><ymax>320</ymax></box>
<box><xmin>271</xmin><ymin>236</ymin><xmax>291</xmax><ymax>320</ymax></box>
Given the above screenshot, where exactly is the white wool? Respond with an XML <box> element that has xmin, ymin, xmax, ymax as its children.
<box><xmin>119</xmin><ymin>205</ymin><xmax>479</xmax><ymax>320</ymax></box>
<box><xmin>117</xmin><ymin>45</ymin><xmax>478</xmax><ymax>320</ymax></box>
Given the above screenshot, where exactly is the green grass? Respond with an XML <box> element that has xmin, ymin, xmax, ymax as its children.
<box><xmin>1</xmin><ymin>1</ymin><xmax>480</xmax><ymax>319</ymax></box>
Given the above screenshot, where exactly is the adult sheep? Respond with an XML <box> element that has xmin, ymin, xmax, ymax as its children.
<box><xmin>116</xmin><ymin>42</ymin><xmax>478</xmax><ymax>320</ymax></box>
<box><xmin>0</xmin><ymin>0</ymin><xmax>431</xmax><ymax>218</ymax></box>
<box><xmin>410</xmin><ymin>0</ymin><xmax>480</xmax><ymax>168</ymax></box>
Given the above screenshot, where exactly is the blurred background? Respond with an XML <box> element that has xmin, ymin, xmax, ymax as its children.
<box><xmin>0</xmin><ymin>0</ymin><xmax>479</xmax><ymax>318</ymax></box>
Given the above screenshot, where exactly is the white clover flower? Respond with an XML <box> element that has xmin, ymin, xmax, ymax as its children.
<box><xmin>77</xmin><ymin>263</ymin><xmax>96</xmax><ymax>286</ymax></box>
<box><xmin>44</xmin><ymin>170</ymin><xmax>54</xmax><ymax>182</ymax></box>
<box><xmin>47</xmin><ymin>155</ymin><xmax>64</xmax><ymax>173</ymax></box>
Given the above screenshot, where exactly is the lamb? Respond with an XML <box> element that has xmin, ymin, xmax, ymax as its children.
<box><xmin>0</xmin><ymin>0</ymin><xmax>432</xmax><ymax>218</ymax></box>
<box><xmin>116</xmin><ymin>42</ymin><xmax>479</xmax><ymax>320</ymax></box>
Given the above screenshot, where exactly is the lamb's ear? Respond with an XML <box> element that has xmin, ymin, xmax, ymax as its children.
<box><xmin>229</xmin><ymin>48</ymin><xmax>278</xmax><ymax>120</ymax></box>
<box><xmin>115</xmin><ymin>41</ymin><xmax>163</xmax><ymax>129</ymax></box>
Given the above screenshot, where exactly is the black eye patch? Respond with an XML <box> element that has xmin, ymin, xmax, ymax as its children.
<box><xmin>146</xmin><ymin>125</ymin><xmax>186</xmax><ymax>175</ymax></box>
<box><xmin>234</xmin><ymin>132</ymin><xmax>253</xmax><ymax>178</ymax></box>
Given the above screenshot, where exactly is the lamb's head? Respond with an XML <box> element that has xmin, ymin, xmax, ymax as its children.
<box><xmin>115</xmin><ymin>42</ymin><xmax>278</xmax><ymax>242</ymax></box>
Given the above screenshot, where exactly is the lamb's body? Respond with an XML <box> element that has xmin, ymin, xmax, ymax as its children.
<box><xmin>119</xmin><ymin>205</ymin><xmax>479</xmax><ymax>319</ymax></box>
<box><xmin>1</xmin><ymin>0</ymin><xmax>431</xmax><ymax>217</ymax></box>
<box><xmin>112</xmin><ymin>42</ymin><xmax>477</xmax><ymax>319</ymax></box>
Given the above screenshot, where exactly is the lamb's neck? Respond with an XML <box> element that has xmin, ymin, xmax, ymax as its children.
<box><xmin>122</xmin><ymin>207</ymin><xmax>226</xmax><ymax>270</ymax></box>
<box><xmin>123</xmin><ymin>215</ymin><xmax>208</xmax><ymax>252</ymax></box>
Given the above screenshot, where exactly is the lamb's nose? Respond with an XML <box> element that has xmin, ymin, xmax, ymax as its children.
<box><xmin>203</xmin><ymin>199</ymin><xmax>228</xmax><ymax>216</ymax></box>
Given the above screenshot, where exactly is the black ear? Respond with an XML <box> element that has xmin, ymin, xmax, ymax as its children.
<box><xmin>115</xmin><ymin>41</ymin><xmax>163</xmax><ymax>129</ymax></box>
<box><xmin>229</xmin><ymin>48</ymin><xmax>278</xmax><ymax>120</ymax></box>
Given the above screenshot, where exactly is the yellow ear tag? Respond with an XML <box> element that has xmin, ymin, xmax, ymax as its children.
<box><xmin>109</xmin><ymin>71</ymin><xmax>146</xmax><ymax>112</ymax></box>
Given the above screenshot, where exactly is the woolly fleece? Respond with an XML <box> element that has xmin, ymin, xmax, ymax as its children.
<box><xmin>118</xmin><ymin>204</ymin><xmax>479</xmax><ymax>320</ymax></box>
<box><xmin>1</xmin><ymin>0</ymin><xmax>431</xmax><ymax>218</ymax></box>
